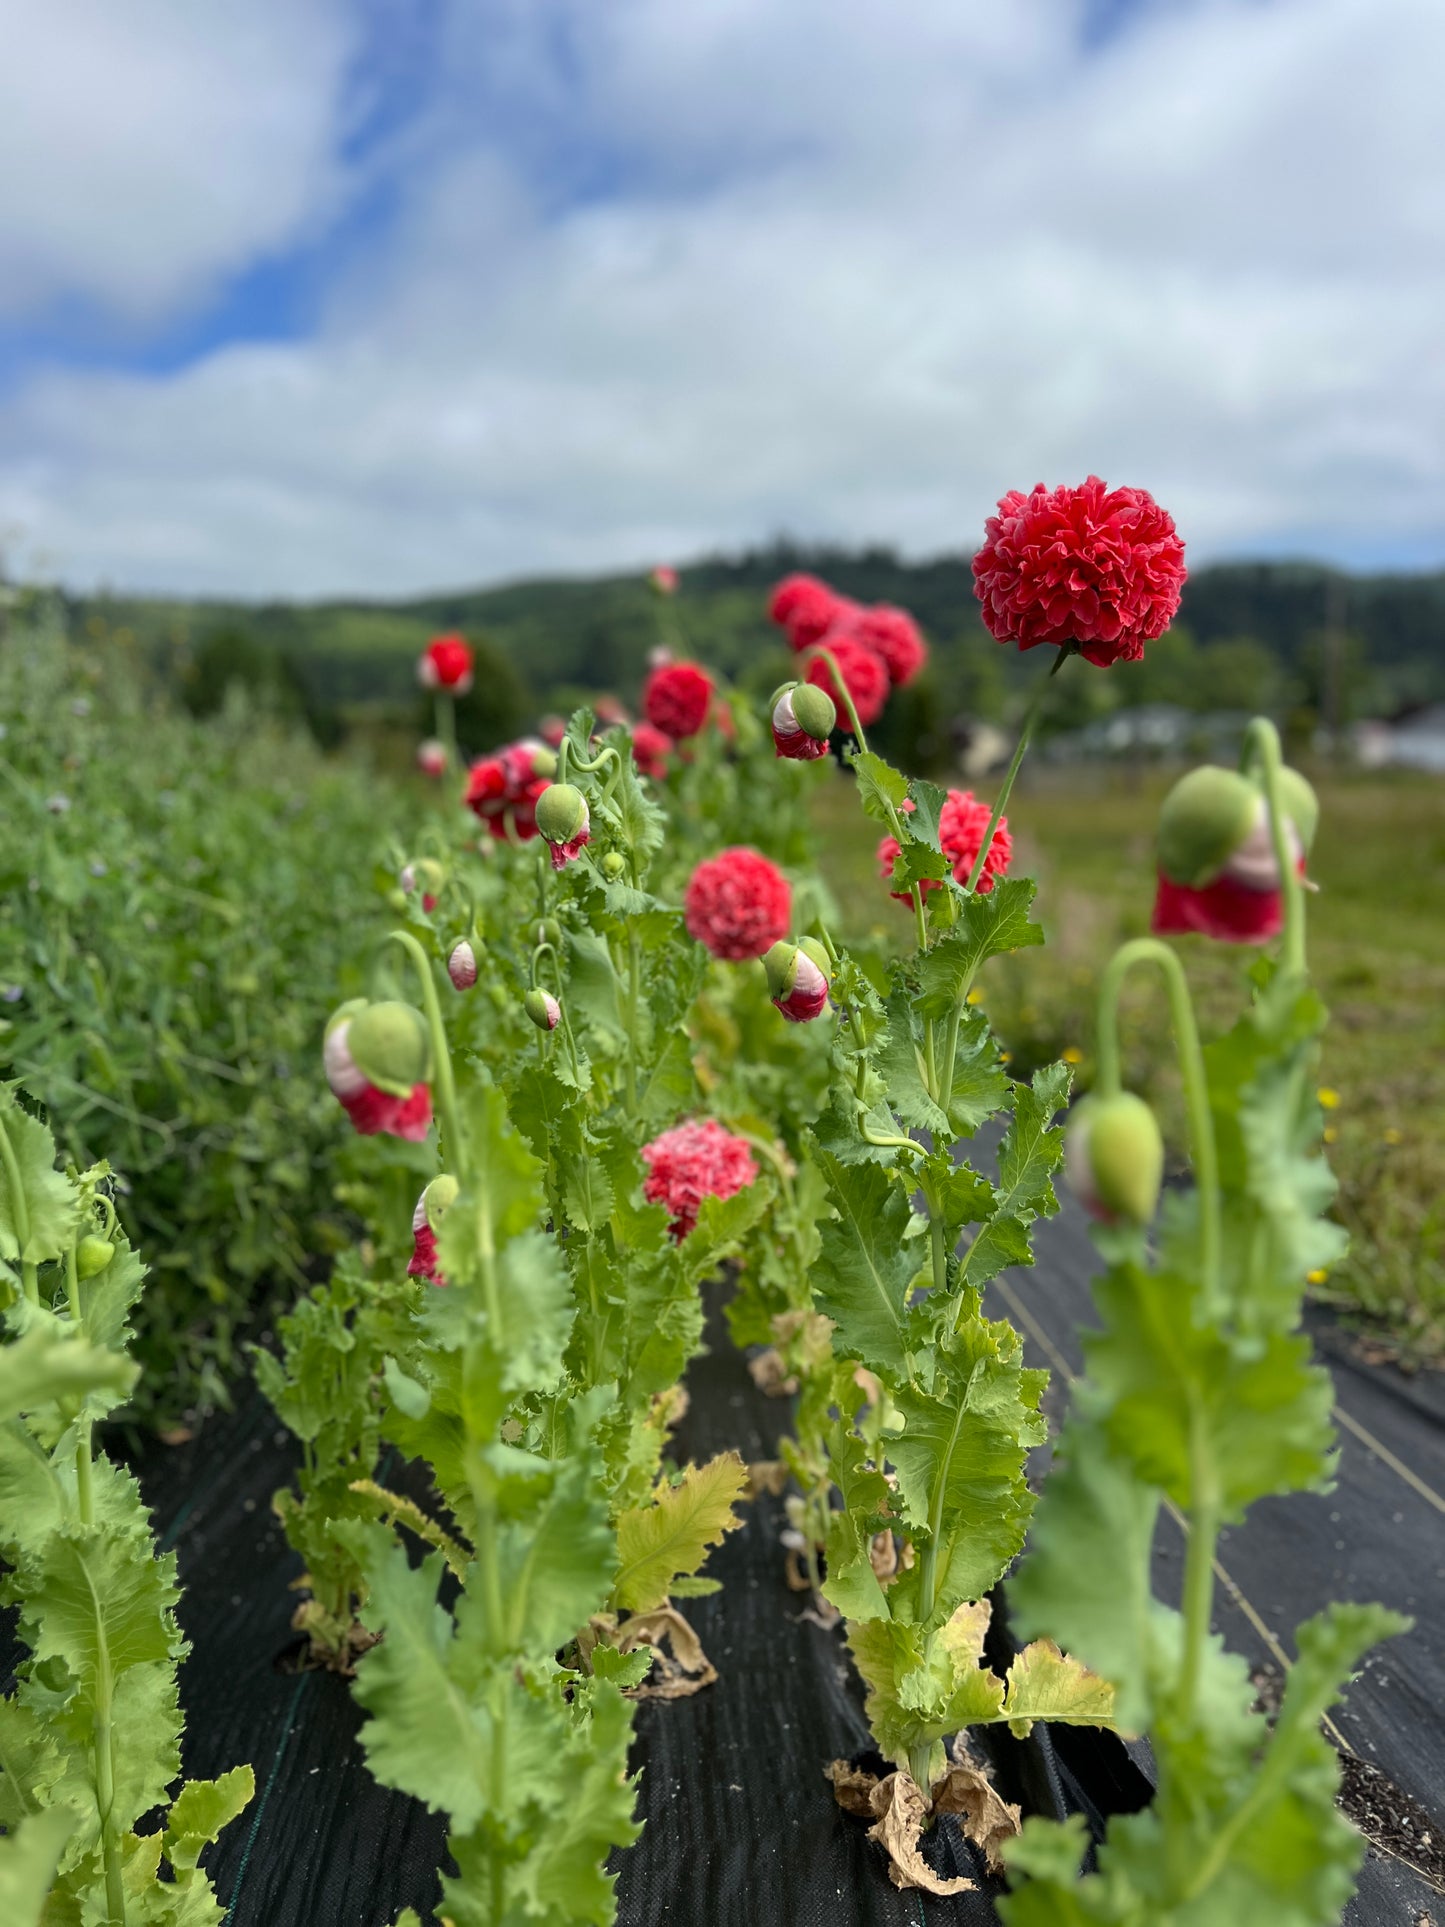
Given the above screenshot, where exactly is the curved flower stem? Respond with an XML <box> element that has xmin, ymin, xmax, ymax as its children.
<box><xmin>386</xmin><ymin>929</ymin><xmax>469</xmax><ymax>1182</ymax></box>
<box><xmin>1096</xmin><ymin>936</ymin><xmax>1225</xmax><ymax>1728</ymax></box>
<box><xmin>0</xmin><ymin>1103</ymin><xmax>39</xmax><ymax>1304</ymax></box>
<box><xmin>1240</xmin><ymin>717</ymin><xmax>1307</xmax><ymax>977</ymax></box>
<box><xmin>807</xmin><ymin>646</ymin><xmax>868</xmax><ymax>754</ymax></box>
<box><xmin>1095</xmin><ymin>936</ymin><xmax>1221</xmax><ymax>1311</ymax></box>
<box><xmin>960</xmin><ymin>645</ymin><xmax>1071</xmax><ymax>896</ymax></box>
<box><xmin>859</xmin><ymin>1118</ymin><xmax>925</xmax><ymax>1158</ymax></box>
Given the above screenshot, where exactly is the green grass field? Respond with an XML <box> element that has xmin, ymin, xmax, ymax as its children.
<box><xmin>813</xmin><ymin>763</ymin><xmax>1445</xmax><ymax>1366</ymax></box>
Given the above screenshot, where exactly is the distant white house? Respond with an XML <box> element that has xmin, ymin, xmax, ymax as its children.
<box><xmin>1349</xmin><ymin>706</ymin><xmax>1445</xmax><ymax>774</ymax></box>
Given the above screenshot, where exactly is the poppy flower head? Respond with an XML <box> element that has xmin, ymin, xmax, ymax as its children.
<box><xmin>465</xmin><ymin>739</ymin><xmax>556</xmax><ymax>840</ymax></box>
<box><xmin>631</xmin><ymin>721</ymin><xmax>673</xmax><ymax>780</ymax></box>
<box><xmin>876</xmin><ymin>789</ymin><xmax>1012</xmax><ymax>903</ymax></box>
<box><xmin>416</xmin><ymin>738</ymin><xmax>448</xmax><ymax>778</ymax></box>
<box><xmin>804</xmin><ymin>633</ymin><xmax>890</xmax><ymax>729</ymax></box>
<box><xmin>972</xmin><ymin>476</ymin><xmax>1186</xmax><ymax>667</ymax></box>
<box><xmin>845</xmin><ymin>606</ymin><xmax>928</xmax><ymax>687</ymax></box>
<box><xmin>408</xmin><ymin>1174</ymin><xmax>459</xmax><ymax>1286</ymax></box>
<box><xmin>641</xmin><ymin>1117</ymin><xmax>759</xmax><ymax>1239</ymax></box>
<box><xmin>1151</xmin><ymin>763</ymin><xmax>1312</xmax><ymax>943</ymax></box>
<box><xmin>685</xmin><ymin>848</ymin><xmax>792</xmax><ymax>960</ymax></box>
<box><xmin>418</xmin><ymin>634</ymin><xmax>475</xmax><ymax>693</ymax></box>
<box><xmin>649</xmin><ymin>565</ymin><xmax>679</xmax><ymax>595</ymax></box>
<box><xmin>768</xmin><ymin>573</ymin><xmax>856</xmax><ymax>652</ymax></box>
<box><xmin>643</xmin><ymin>661</ymin><xmax>714</xmax><ymax>741</ymax></box>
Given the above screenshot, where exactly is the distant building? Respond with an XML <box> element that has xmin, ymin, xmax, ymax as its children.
<box><xmin>1347</xmin><ymin>706</ymin><xmax>1445</xmax><ymax>774</ymax></box>
<box><xmin>1045</xmin><ymin>704</ymin><xmax>1254</xmax><ymax>763</ymax></box>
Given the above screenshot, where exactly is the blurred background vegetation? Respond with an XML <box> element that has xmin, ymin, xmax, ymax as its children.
<box><xmin>52</xmin><ymin>545</ymin><xmax>1445</xmax><ymax>777</ymax></box>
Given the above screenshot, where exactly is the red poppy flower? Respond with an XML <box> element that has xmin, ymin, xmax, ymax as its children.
<box><xmin>643</xmin><ymin>662</ymin><xmax>714</xmax><ymax>740</ymax></box>
<box><xmin>649</xmin><ymin>565</ymin><xmax>679</xmax><ymax>595</ymax></box>
<box><xmin>804</xmin><ymin>633</ymin><xmax>889</xmax><ymax>728</ymax></box>
<box><xmin>685</xmin><ymin>848</ymin><xmax>792</xmax><ymax>960</ymax></box>
<box><xmin>1152</xmin><ymin>768</ymin><xmax>1312</xmax><ymax>943</ymax></box>
<box><xmin>845</xmin><ymin>606</ymin><xmax>928</xmax><ymax>686</ymax></box>
<box><xmin>539</xmin><ymin>715</ymin><xmax>567</xmax><ymax>749</ymax></box>
<box><xmin>465</xmin><ymin>739</ymin><xmax>555</xmax><ymax>840</ymax></box>
<box><xmin>641</xmin><ymin>1118</ymin><xmax>759</xmax><ymax>1240</ymax></box>
<box><xmin>876</xmin><ymin>789</ymin><xmax>1012</xmax><ymax>902</ymax></box>
<box><xmin>631</xmin><ymin>721</ymin><xmax>673</xmax><ymax>780</ymax></box>
<box><xmin>418</xmin><ymin>634</ymin><xmax>475</xmax><ymax>692</ymax></box>
<box><xmin>768</xmin><ymin>574</ymin><xmax>856</xmax><ymax>652</ymax></box>
<box><xmin>972</xmin><ymin>476</ymin><xmax>1186</xmax><ymax>667</ymax></box>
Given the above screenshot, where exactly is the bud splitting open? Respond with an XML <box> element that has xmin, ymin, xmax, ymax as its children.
<box><xmin>770</xmin><ymin>682</ymin><xmax>836</xmax><ymax>761</ymax></box>
<box><xmin>535</xmin><ymin>782</ymin><xmax>591</xmax><ymax>870</ymax></box>
<box><xmin>524</xmin><ymin>988</ymin><xmax>562</xmax><ymax>1032</ymax></box>
<box><xmin>323</xmin><ymin>999</ymin><xmax>434</xmax><ymax>1140</ymax></box>
<box><xmin>763</xmin><ymin>938</ymin><xmax>832</xmax><ymax>1022</ymax></box>
<box><xmin>1152</xmin><ymin>764</ymin><xmax>1317</xmax><ymax>943</ymax></box>
<box><xmin>447</xmin><ymin>939</ymin><xmax>478</xmax><ymax>991</ymax></box>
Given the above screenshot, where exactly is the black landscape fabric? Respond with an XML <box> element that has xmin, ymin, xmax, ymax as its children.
<box><xmin>5</xmin><ymin>1199</ymin><xmax>1441</xmax><ymax>1924</ymax></box>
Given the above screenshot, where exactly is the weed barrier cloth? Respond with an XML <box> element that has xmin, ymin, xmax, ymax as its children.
<box><xmin>4</xmin><ymin>1222</ymin><xmax>1439</xmax><ymax>1925</ymax></box>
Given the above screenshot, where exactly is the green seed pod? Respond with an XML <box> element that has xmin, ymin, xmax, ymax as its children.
<box><xmin>535</xmin><ymin>782</ymin><xmax>589</xmax><ymax>845</ymax></box>
<box><xmin>1066</xmin><ymin>1092</ymin><xmax>1164</xmax><ymax>1226</ymax></box>
<box><xmin>345</xmin><ymin>1000</ymin><xmax>433</xmax><ymax>1096</ymax></box>
<box><xmin>76</xmin><ymin>1234</ymin><xmax>116</xmax><ymax>1279</ymax></box>
<box><xmin>1157</xmin><ymin>767</ymin><xmax>1260</xmax><ymax>887</ymax></box>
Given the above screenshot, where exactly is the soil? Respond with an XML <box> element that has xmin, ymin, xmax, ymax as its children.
<box><xmin>1338</xmin><ymin>1752</ymin><xmax>1445</xmax><ymax>1897</ymax></box>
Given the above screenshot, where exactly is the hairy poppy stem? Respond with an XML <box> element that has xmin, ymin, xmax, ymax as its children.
<box><xmin>0</xmin><ymin>1102</ymin><xmax>39</xmax><ymax>1304</ymax></box>
<box><xmin>960</xmin><ymin>644</ymin><xmax>1070</xmax><ymax>896</ymax></box>
<box><xmin>1240</xmin><ymin>717</ymin><xmax>1308</xmax><ymax>977</ymax></box>
<box><xmin>1095</xmin><ymin>937</ymin><xmax>1222</xmax><ymax>1313</ymax></box>
<box><xmin>387</xmin><ymin>929</ymin><xmax>469</xmax><ymax>1182</ymax></box>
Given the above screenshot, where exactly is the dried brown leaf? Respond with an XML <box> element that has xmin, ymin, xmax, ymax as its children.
<box><xmin>823</xmin><ymin>1758</ymin><xmax>880</xmax><ymax>1818</ymax></box>
<box><xmin>934</xmin><ymin>1758</ymin><xmax>1022</xmax><ymax>1874</ymax></box>
<box><xmin>747</xmin><ymin>1459</ymin><xmax>791</xmax><ymax>1497</ymax></box>
<box><xmin>614</xmin><ymin>1604</ymin><xmax>718</xmax><ymax>1699</ymax></box>
<box><xmin>868</xmin><ymin>1772</ymin><xmax>975</xmax><ymax>1896</ymax></box>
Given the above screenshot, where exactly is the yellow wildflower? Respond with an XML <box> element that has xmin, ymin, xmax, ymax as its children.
<box><xmin>1317</xmin><ymin>1087</ymin><xmax>1340</xmax><ymax>1109</ymax></box>
<box><xmin>1307</xmin><ymin>1268</ymin><xmax>1328</xmax><ymax>1285</ymax></box>
<box><xmin>966</xmin><ymin>988</ymin><xmax>984</xmax><ymax>1006</ymax></box>
<box><xmin>1323</xmin><ymin>1125</ymin><xmax>1338</xmax><ymax>1144</ymax></box>
<box><xmin>1383</xmin><ymin>1127</ymin><xmax>1403</xmax><ymax>1145</ymax></box>
<box><xmin>1062</xmin><ymin>1046</ymin><xmax>1083</xmax><ymax>1066</ymax></box>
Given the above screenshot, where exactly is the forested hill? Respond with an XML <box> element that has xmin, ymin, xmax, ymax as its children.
<box><xmin>62</xmin><ymin>547</ymin><xmax>1445</xmax><ymax>746</ymax></box>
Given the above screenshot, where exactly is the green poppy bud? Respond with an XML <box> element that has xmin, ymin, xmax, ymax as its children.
<box><xmin>535</xmin><ymin>782</ymin><xmax>589</xmax><ymax>847</ymax></box>
<box><xmin>788</xmin><ymin>682</ymin><xmax>837</xmax><ymax>741</ymax></box>
<box><xmin>524</xmin><ymin>987</ymin><xmax>561</xmax><ymax>1031</ymax></box>
<box><xmin>601</xmin><ymin>852</ymin><xmax>626</xmax><ymax>880</ymax></box>
<box><xmin>76</xmin><ymin>1234</ymin><xmax>116</xmax><ymax>1279</ymax></box>
<box><xmin>344</xmin><ymin>1001</ymin><xmax>433</xmax><ymax>1097</ymax></box>
<box><xmin>1276</xmin><ymin>766</ymin><xmax>1319</xmax><ymax>856</ymax></box>
<box><xmin>1157</xmin><ymin>767</ymin><xmax>1261</xmax><ymax>888</ymax></box>
<box><xmin>1065</xmin><ymin>1092</ymin><xmax>1164</xmax><ymax>1226</ymax></box>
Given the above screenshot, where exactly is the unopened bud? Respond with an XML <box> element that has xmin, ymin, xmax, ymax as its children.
<box><xmin>524</xmin><ymin>988</ymin><xmax>562</xmax><ymax>1032</ymax></box>
<box><xmin>400</xmin><ymin>857</ymin><xmax>445</xmax><ymax>908</ymax></box>
<box><xmin>1065</xmin><ymin>1092</ymin><xmax>1164</xmax><ymax>1226</ymax></box>
<box><xmin>448</xmin><ymin>940</ymin><xmax>478</xmax><ymax>991</ymax></box>
<box><xmin>536</xmin><ymin>783</ymin><xmax>589</xmax><ymax>847</ymax></box>
<box><xmin>771</xmin><ymin>682</ymin><xmax>835</xmax><ymax>761</ymax></box>
<box><xmin>525</xmin><ymin>916</ymin><xmax>562</xmax><ymax>947</ymax></box>
<box><xmin>344</xmin><ymin>1000</ymin><xmax>433</xmax><ymax>1096</ymax></box>
<box><xmin>763</xmin><ymin>938</ymin><xmax>832</xmax><ymax>1022</ymax></box>
<box><xmin>76</xmin><ymin>1234</ymin><xmax>116</xmax><ymax>1279</ymax></box>
<box><xmin>602</xmin><ymin>852</ymin><xmax>626</xmax><ymax>881</ymax></box>
<box><xmin>416</xmin><ymin>738</ymin><xmax>448</xmax><ymax>778</ymax></box>
<box><xmin>421</xmin><ymin>1173</ymin><xmax>459</xmax><ymax>1225</ymax></box>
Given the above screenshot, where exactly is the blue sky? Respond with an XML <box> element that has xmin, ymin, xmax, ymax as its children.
<box><xmin>1</xmin><ymin>0</ymin><xmax>1440</xmax><ymax>597</ymax></box>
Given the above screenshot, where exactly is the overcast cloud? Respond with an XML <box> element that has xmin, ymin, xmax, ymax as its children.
<box><xmin>1</xmin><ymin>0</ymin><xmax>1441</xmax><ymax>597</ymax></box>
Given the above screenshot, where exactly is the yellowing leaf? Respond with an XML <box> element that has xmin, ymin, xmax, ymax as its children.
<box><xmin>611</xmin><ymin>1453</ymin><xmax>748</xmax><ymax>1613</ymax></box>
<box><xmin>1001</xmin><ymin>1638</ymin><xmax>1117</xmax><ymax>1739</ymax></box>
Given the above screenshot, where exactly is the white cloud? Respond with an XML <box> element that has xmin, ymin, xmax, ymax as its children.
<box><xmin>1</xmin><ymin>0</ymin><xmax>1442</xmax><ymax>594</ymax></box>
<box><xmin>0</xmin><ymin>0</ymin><xmax>354</xmax><ymax>323</ymax></box>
